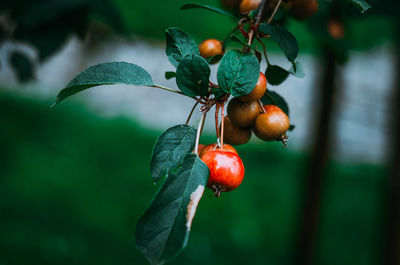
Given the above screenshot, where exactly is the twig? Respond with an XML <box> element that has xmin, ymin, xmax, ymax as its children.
<box><xmin>257</xmin><ymin>37</ymin><xmax>270</xmax><ymax>65</ymax></box>
<box><xmin>220</xmin><ymin>103</ymin><xmax>225</xmax><ymax>149</ymax></box>
<box><xmin>215</xmin><ymin>103</ymin><xmax>221</xmax><ymax>139</ymax></box>
<box><xmin>258</xmin><ymin>99</ymin><xmax>266</xmax><ymax>113</ymax></box>
<box><xmin>195</xmin><ymin>112</ymin><xmax>206</xmax><ymax>155</ymax></box>
<box><xmin>186</xmin><ymin>101</ymin><xmax>199</xmax><ymax>124</ymax></box>
<box><xmin>267</xmin><ymin>0</ymin><xmax>282</xmax><ymax>24</ymax></box>
<box><xmin>152</xmin><ymin>85</ymin><xmax>184</xmax><ymax>95</ymax></box>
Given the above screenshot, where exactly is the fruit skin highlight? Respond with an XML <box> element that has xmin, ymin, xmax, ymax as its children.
<box><xmin>253</xmin><ymin>105</ymin><xmax>290</xmax><ymax>141</ymax></box>
<box><xmin>222</xmin><ymin>116</ymin><xmax>252</xmax><ymax>145</ymax></box>
<box><xmin>199</xmin><ymin>39</ymin><xmax>224</xmax><ymax>59</ymax></box>
<box><xmin>238</xmin><ymin>72</ymin><xmax>267</xmax><ymax>102</ymax></box>
<box><xmin>201</xmin><ymin>150</ymin><xmax>245</xmax><ymax>196</ymax></box>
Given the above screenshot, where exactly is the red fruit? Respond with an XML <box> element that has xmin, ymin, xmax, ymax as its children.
<box><xmin>201</xmin><ymin>151</ymin><xmax>245</xmax><ymax>196</ymax></box>
<box><xmin>200</xmin><ymin>143</ymin><xmax>238</xmax><ymax>158</ymax></box>
<box><xmin>199</xmin><ymin>39</ymin><xmax>224</xmax><ymax>59</ymax></box>
<box><xmin>194</xmin><ymin>144</ymin><xmax>206</xmax><ymax>154</ymax></box>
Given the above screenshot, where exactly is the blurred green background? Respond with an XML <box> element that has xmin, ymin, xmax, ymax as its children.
<box><xmin>0</xmin><ymin>0</ymin><xmax>397</xmax><ymax>265</ymax></box>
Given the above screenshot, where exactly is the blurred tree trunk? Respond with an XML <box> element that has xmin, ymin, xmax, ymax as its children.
<box><xmin>294</xmin><ymin>46</ymin><xmax>338</xmax><ymax>265</ymax></box>
<box><xmin>384</xmin><ymin>22</ymin><xmax>400</xmax><ymax>265</ymax></box>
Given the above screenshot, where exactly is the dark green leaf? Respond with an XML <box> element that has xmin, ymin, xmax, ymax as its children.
<box><xmin>288</xmin><ymin>61</ymin><xmax>305</xmax><ymax>78</ymax></box>
<box><xmin>259</xmin><ymin>23</ymin><xmax>299</xmax><ymax>62</ymax></box>
<box><xmin>261</xmin><ymin>91</ymin><xmax>289</xmax><ymax>117</ymax></box>
<box><xmin>136</xmin><ymin>154</ymin><xmax>209</xmax><ymax>265</ymax></box>
<box><xmin>165</xmin><ymin>71</ymin><xmax>176</xmax><ymax>80</ymax></box>
<box><xmin>348</xmin><ymin>0</ymin><xmax>371</xmax><ymax>13</ymax></box>
<box><xmin>176</xmin><ymin>54</ymin><xmax>210</xmax><ymax>97</ymax></box>
<box><xmin>288</xmin><ymin>124</ymin><xmax>296</xmax><ymax>131</ymax></box>
<box><xmin>230</xmin><ymin>34</ymin><xmax>250</xmax><ymax>47</ymax></box>
<box><xmin>150</xmin><ymin>125</ymin><xmax>197</xmax><ymax>183</ymax></box>
<box><xmin>166</xmin><ymin>27</ymin><xmax>199</xmax><ymax>68</ymax></box>
<box><xmin>9</xmin><ymin>51</ymin><xmax>35</xmax><ymax>83</ymax></box>
<box><xmin>217</xmin><ymin>50</ymin><xmax>260</xmax><ymax>97</ymax></box>
<box><xmin>265</xmin><ymin>65</ymin><xmax>289</xmax><ymax>85</ymax></box>
<box><xmin>206</xmin><ymin>54</ymin><xmax>223</xmax><ymax>64</ymax></box>
<box><xmin>180</xmin><ymin>2</ymin><xmax>237</xmax><ymax>21</ymax></box>
<box><xmin>53</xmin><ymin>62</ymin><xmax>153</xmax><ymax>106</ymax></box>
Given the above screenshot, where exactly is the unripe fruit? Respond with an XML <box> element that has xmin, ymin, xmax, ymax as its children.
<box><xmin>200</xmin><ymin>143</ymin><xmax>238</xmax><ymax>158</ymax></box>
<box><xmin>199</xmin><ymin>39</ymin><xmax>224</xmax><ymax>59</ymax></box>
<box><xmin>201</xmin><ymin>150</ymin><xmax>245</xmax><ymax>196</ymax></box>
<box><xmin>239</xmin><ymin>0</ymin><xmax>261</xmax><ymax>13</ymax></box>
<box><xmin>327</xmin><ymin>19</ymin><xmax>345</xmax><ymax>39</ymax></box>
<box><xmin>227</xmin><ymin>98</ymin><xmax>260</xmax><ymax>127</ymax></box>
<box><xmin>286</xmin><ymin>0</ymin><xmax>318</xmax><ymax>21</ymax></box>
<box><xmin>222</xmin><ymin>116</ymin><xmax>251</xmax><ymax>145</ymax></box>
<box><xmin>238</xmin><ymin>72</ymin><xmax>267</xmax><ymax>102</ymax></box>
<box><xmin>253</xmin><ymin>105</ymin><xmax>290</xmax><ymax>141</ymax></box>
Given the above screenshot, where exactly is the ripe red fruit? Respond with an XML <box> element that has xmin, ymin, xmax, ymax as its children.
<box><xmin>239</xmin><ymin>0</ymin><xmax>261</xmax><ymax>13</ymax></box>
<box><xmin>200</xmin><ymin>143</ymin><xmax>238</xmax><ymax>158</ymax></box>
<box><xmin>238</xmin><ymin>72</ymin><xmax>267</xmax><ymax>102</ymax></box>
<box><xmin>227</xmin><ymin>98</ymin><xmax>260</xmax><ymax>127</ymax></box>
<box><xmin>199</xmin><ymin>39</ymin><xmax>224</xmax><ymax>59</ymax></box>
<box><xmin>254</xmin><ymin>105</ymin><xmax>290</xmax><ymax>141</ymax></box>
<box><xmin>201</xmin><ymin>151</ymin><xmax>245</xmax><ymax>196</ymax></box>
<box><xmin>222</xmin><ymin>116</ymin><xmax>252</xmax><ymax>145</ymax></box>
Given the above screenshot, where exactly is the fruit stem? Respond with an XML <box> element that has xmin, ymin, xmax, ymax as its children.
<box><xmin>220</xmin><ymin>103</ymin><xmax>225</xmax><ymax>150</ymax></box>
<box><xmin>195</xmin><ymin>112</ymin><xmax>206</xmax><ymax>155</ymax></box>
<box><xmin>258</xmin><ymin>99</ymin><xmax>266</xmax><ymax>113</ymax></box>
<box><xmin>257</xmin><ymin>37</ymin><xmax>271</xmax><ymax>65</ymax></box>
<box><xmin>267</xmin><ymin>0</ymin><xmax>282</xmax><ymax>24</ymax></box>
<box><xmin>186</xmin><ymin>101</ymin><xmax>199</xmax><ymax>125</ymax></box>
<box><xmin>215</xmin><ymin>103</ymin><xmax>221</xmax><ymax>140</ymax></box>
<box><xmin>152</xmin><ymin>85</ymin><xmax>184</xmax><ymax>95</ymax></box>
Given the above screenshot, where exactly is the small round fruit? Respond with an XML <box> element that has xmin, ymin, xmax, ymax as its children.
<box><xmin>222</xmin><ymin>116</ymin><xmax>251</xmax><ymax>145</ymax></box>
<box><xmin>253</xmin><ymin>105</ymin><xmax>290</xmax><ymax>141</ymax></box>
<box><xmin>201</xmin><ymin>150</ymin><xmax>245</xmax><ymax>196</ymax></box>
<box><xmin>286</xmin><ymin>0</ymin><xmax>318</xmax><ymax>20</ymax></box>
<box><xmin>327</xmin><ymin>19</ymin><xmax>345</xmax><ymax>39</ymax></box>
<box><xmin>221</xmin><ymin>0</ymin><xmax>241</xmax><ymax>12</ymax></box>
<box><xmin>200</xmin><ymin>143</ymin><xmax>238</xmax><ymax>158</ymax></box>
<box><xmin>199</xmin><ymin>39</ymin><xmax>224</xmax><ymax>59</ymax></box>
<box><xmin>238</xmin><ymin>72</ymin><xmax>267</xmax><ymax>102</ymax></box>
<box><xmin>239</xmin><ymin>0</ymin><xmax>261</xmax><ymax>13</ymax></box>
<box><xmin>195</xmin><ymin>144</ymin><xmax>206</xmax><ymax>154</ymax></box>
<box><xmin>227</xmin><ymin>98</ymin><xmax>260</xmax><ymax>127</ymax></box>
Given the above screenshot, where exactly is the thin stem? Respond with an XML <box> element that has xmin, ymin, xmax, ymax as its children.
<box><xmin>267</xmin><ymin>0</ymin><xmax>282</xmax><ymax>24</ymax></box>
<box><xmin>152</xmin><ymin>85</ymin><xmax>184</xmax><ymax>95</ymax></box>
<box><xmin>186</xmin><ymin>101</ymin><xmax>199</xmax><ymax>125</ymax></box>
<box><xmin>257</xmin><ymin>37</ymin><xmax>271</xmax><ymax>65</ymax></box>
<box><xmin>220</xmin><ymin>103</ymin><xmax>225</xmax><ymax>149</ymax></box>
<box><xmin>195</xmin><ymin>112</ymin><xmax>206</xmax><ymax>155</ymax></box>
<box><xmin>258</xmin><ymin>99</ymin><xmax>266</xmax><ymax>113</ymax></box>
<box><xmin>215</xmin><ymin>104</ymin><xmax>221</xmax><ymax>139</ymax></box>
<box><xmin>200</xmin><ymin>112</ymin><xmax>207</xmax><ymax>135</ymax></box>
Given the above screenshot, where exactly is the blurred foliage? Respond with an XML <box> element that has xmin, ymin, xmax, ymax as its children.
<box><xmin>0</xmin><ymin>91</ymin><xmax>386</xmax><ymax>265</ymax></box>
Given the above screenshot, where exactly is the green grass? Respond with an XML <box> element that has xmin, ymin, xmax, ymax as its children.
<box><xmin>0</xmin><ymin>91</ymin><xmax>387</xmax><ymax>265</ymax></box>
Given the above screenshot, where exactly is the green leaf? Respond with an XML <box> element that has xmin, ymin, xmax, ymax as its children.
<box><xmin>265</xmin><ymin>61</ymin><xmax>305</xmax><ymax>86</ymax></box>
<box><xmin>53</xmin><ymin>62</ymin><xmax>153</xmax><ymax>106</ymax></box>
<box><xmin>217</xmin><ymin>50</ymin><xmax>260</xmax><ymax>97</ymax></box>
<box><xmin>265</xmin><ymin>65</ymin><xmax>289</xmax><ymax>86</ymax></box>
<box><xmin>206</xmin><ymin>54</ymin><xmax>223</xmax><ymax>64</ymax></box>
<box><xmin>165</xmin><ymin>71</ymin><xmax>176</xmax><ymax>80</ymax></box>
<box><xmin>136</xmin><ymin>154</ymin><xmax>209</xmax><ymax>265</ymax></box>
<box><xmin>288</xmin><ymin>124</ymin><xmax>296</xmax><ymax>131</ymax></box>
<box><xmin>261</xmin><ymin>91</ymin><xmax>289</xmax><ymax>117</ymax></box>
<box><xmin>150</xmin><ymin>125</ymin><xmax>197</xmax><ymax>183</ymax></box>
<box><xmin>230</xmin><ymin>34</ymin><xmax>250</xmax><ymax>47</ymax></box>
<box><xmin>348</xmin><ymin>0</ymin><xmax>371</xmax><ymax>13</ymax></box>
<box><xmin>166</xmin><ymin>27</ymin><xmax>199</xmax><ymax>68</ymax></box>
<box><xmin>180</xmin><ymin>2</ymin><xmax>237</xmax><ymax>21</ymax></box>
<box><xmin>176</xmin><ymin>54</ymin><xmax>210</xmax><ymax>97</ymax></box>
<box><xmin>259</xmin><ymin>24</ymin><xmax>299</xmax><ymax>62</ymax></box>
<box><xmin>288</xmin><ymin>61</ymin><xmax>305</xmax><ymax>78</ymax></box>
